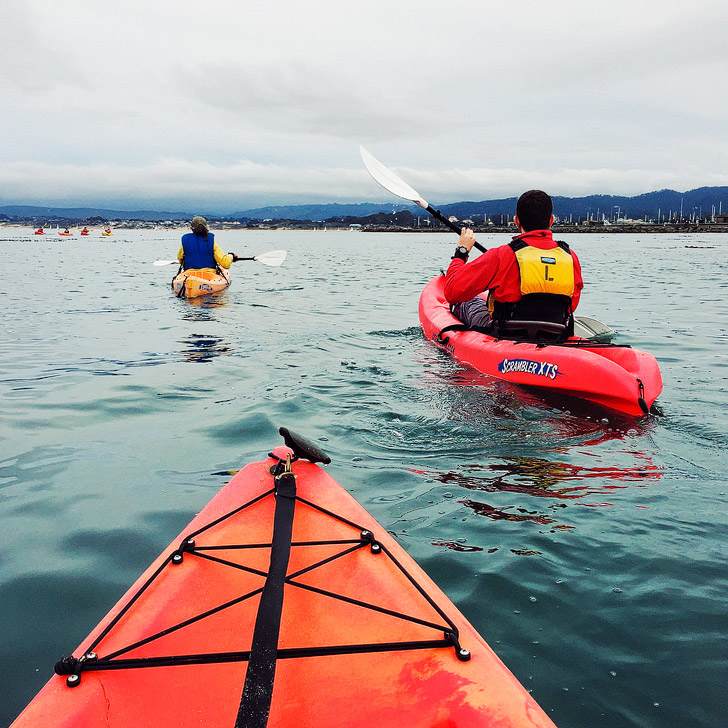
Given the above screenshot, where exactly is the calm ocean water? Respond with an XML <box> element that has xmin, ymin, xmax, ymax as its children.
<box><xmin>1</xmin><ymin>228</ymin><xmax>726</xmax><ymax>727</ymax></box>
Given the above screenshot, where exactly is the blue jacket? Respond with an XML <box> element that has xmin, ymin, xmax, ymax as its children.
<box><xmin>181</xmin><ymin>232</ymin><xmax>216</xmax><ymax>269</ymax></box>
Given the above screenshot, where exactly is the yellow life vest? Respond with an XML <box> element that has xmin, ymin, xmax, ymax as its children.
<box><xmin>488</xmin><ymin>239</ymin><xmax>575</xmax><ymax>331</ymax></box>
<box><xmin>512</xmin><ymin>239</ymin><xmax>575</xmax><ymax>297</ymax></box>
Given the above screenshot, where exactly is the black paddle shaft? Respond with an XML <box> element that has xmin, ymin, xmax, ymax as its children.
<box><xmin>425</xmin><ymin>205</ymin><xmax>487</xmax><ymax>253</ymax></box>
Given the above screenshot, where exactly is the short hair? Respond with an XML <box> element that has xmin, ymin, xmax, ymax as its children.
<box><xmin>516</xmin><ymin>190</ymin><xmax>553</xmax><ymax>231</ymax></box>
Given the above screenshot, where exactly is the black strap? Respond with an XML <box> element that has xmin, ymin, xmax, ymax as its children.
<box><xmin>509</xmin><ymin>238</ymin><xmax>528</xmax><ymax>253</ymax></box>
<box><xmin>509</xmin><ymin>236</ymin><xmax>571</xmax><ymax>255</ymax></box>
<box><xmin>173</xmin><ymin>265</ymin><xmax>187</xmax><ymax>298</ymax></box>
<box><xmin>435</xmin><ymin>323</ymin><xmax>491</xmax><ymax>345</ymax></box>
<box><xmin>235</xmin><ymin>468</ymin><xmax>297</xmax><ymax>728</ymax></box>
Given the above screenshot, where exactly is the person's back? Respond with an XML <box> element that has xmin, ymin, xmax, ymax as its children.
<box><xmin>177</xmin><ymin>216</ymin><xmax>236</xmax><ymax>271</ymax></box>
<box><xmin>180</xmin><ymin>227</ymin><xmax>217</xmax><ymax>270</ymax></box>
<box><xmin>444</xmin><ymin>190</ymin><xmax>583</xmax><ymax>338</ymax></box>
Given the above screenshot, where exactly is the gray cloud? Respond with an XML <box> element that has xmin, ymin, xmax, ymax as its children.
<box><xmin>2</xmin><ymin>0</ymin><xmax>727</xmax><ymax>209</ymax></box>
<box><xmin>182</xmin><ymin>61</ymin><xmax>451</xmax><ymax>140</ymax></box>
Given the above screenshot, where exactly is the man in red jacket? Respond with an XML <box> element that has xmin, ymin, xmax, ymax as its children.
<box><xmin>445</xmin><ymin>190</ymin><xmax>583</xmax><ymax>337</ymax></box>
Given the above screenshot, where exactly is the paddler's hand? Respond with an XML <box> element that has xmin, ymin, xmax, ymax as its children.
<box><xmin>231</xmin><ymin>253</ymin><xmax>240</xmax><ymax>262</ymax></box>
<box><xmin>459</xmin><ymin>227</ymin><xmax>476</xmax><ymax>252</ymax></box>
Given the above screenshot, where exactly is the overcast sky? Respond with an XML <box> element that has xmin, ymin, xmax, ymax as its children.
<box><xmin>2</xmin><ymin>0</ymin><xmax>727</xmax><ymax>212</ymax></box>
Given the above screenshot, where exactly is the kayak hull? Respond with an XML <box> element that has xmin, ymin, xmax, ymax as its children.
<box><xmin>11</xmin><ymin>447</ymin><xmax>556</xmax><ymax>728</ymax></box>
<box><xmin>172</xmin><ymin>267</ymin><xmax>231</xmax><ymax>298</ymax></box>
<box><xmin>419</xmin><ymin>275</ymin><xmax>662</xmax><ymax>416</ymax></box>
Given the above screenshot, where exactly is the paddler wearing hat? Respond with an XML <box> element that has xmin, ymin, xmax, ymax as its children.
<box><xmin>177</xmin><ymin>216</ymin><xmax>239</xmax><ymax>270</ymax></box>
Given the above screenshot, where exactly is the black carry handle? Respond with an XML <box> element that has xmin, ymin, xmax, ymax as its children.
<box><xmin>278</xmin><ymin>427</ymin><xmax>331</xmax><ymax>465</ymax></box>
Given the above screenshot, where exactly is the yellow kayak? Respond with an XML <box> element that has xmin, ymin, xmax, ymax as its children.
<box><xmin>172</xmin><ymin>267</ymin><xmax>231</xmax><ymax>298</ymax></box>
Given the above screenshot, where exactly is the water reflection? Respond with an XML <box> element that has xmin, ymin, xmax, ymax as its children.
<box><xmin>411</xmin><ymin>452</ymin><xmax>662</xmax><ymax>535</ymax></box>
<box><xmin>179</xmin><ymin>334</ymin><xmax>233</xmax><ymax>363</ymax></box>
<box><xmin>180</xmin><ymin>294</ymin><xmax>230</xmax><ymax>317</ymax></box>
<box><xmin>430</xmin><ymin>540</ymin><xmax>485</xmax><ymax>553</ymax></box>
<box><xmin>416</xmin><ymin>455</ymin><xmax>661</xmax><ymax>499</ymax></box>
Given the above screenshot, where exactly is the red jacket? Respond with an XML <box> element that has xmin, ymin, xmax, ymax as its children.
<box><xmin>444</xmin><ymin>229</ymin><xmax>584</xmax><ymax>311</ymax></box>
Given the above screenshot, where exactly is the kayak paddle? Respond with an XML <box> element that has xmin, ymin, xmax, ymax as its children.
<box><xmin>235</xmin><ymin>249</ymin><xmax>287</xmax><ymax>266</ymax></box>
<box><xmin>360</xmin><ymin>146</ymin><xmax>487</xmax><ymax>253</ymax></box>
<box><xmin>153</xmin><ymin>250</ymin><xmax>287</xmax><ymax>267</ymax></box>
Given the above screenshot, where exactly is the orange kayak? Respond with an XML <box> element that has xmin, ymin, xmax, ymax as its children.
<box><xmin>10</xmin><ymin>429</ymin><xmax>557</xmax><ymax>728</ymax></box>
<box><xmin>172</xmin><ymin>266</ymin><xmax>231</xmax><ymax>298</ymax></box>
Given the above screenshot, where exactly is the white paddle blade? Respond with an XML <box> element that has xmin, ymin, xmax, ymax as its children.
<box><xmin>254</xmin><ymin>249</ymin><xmax>287</xmax><ymax>267</ymax></box>
<box><xmin>574</xmin><ymin>315</ymin><xmax>616</xmax><ymax>341</ymax></box>
<box><xmin>153</xmin><ymin>260</ymin><xmax>179</xmax><ymax>266</ymax></box>
<box><xmin>359</xmin><ymin>146</ymin><xmax>429</xmax><ymax>209</ymax></box>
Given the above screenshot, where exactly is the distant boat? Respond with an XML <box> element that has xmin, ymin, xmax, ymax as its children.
<box><xmin>102</xmin><ymin>228</ymin><xmax>113</xmax><ymax>236</ymax></box>
<box><xmin>34</xmin><ymin>228</ymin><xmax>46</xmax><ymax>235</ymax></box>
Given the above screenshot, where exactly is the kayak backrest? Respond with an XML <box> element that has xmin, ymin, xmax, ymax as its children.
<box><xmin>493</xmin><ymin>319</ymin><xmax>568</xmax><ymax>341</ymax></box>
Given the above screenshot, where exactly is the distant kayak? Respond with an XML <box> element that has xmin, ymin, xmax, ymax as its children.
<box><xmin>10</xmin><ymin>428</ymin><xmax>556</xmax><ymax>728</ymax></box>
<box><xmin>58</xmin><ymin>232</ymin><xmax>73</xmax><ymax>236</ymax></box>
<box><xmin>172</xmin><ymin>266</ymin><xmax>231</xmax><ymax>298</ymax></box>
<box><xmin>34</xmin><ymin>230</ymin><xmax>46</xmax><ymax>235</ymax></box>
<box><xmin>101</xmin><ymin>231</ymin><xmax>113</xmax><ymax>236</ymax></box>
<box><xmin>419</xmin><ymin>275</ymin><xmax>662</xmax><ymax>416</ymax></box>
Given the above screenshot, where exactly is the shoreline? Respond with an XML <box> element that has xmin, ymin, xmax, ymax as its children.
<box><xmin>3</xmin><ymin>222</ymin><xmax>728</xmax><ymax>234</ymax></box>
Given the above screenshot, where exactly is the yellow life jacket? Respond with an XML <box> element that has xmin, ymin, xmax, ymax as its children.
<box><xmin>489</xmin><ymin>239</ymin><xmax>575</xmax><ymax>330</ymax></box>
<box><xmin>512</xmin><ymin>239</ymin><xmax>575</xmax><ymax>297</ymax></box>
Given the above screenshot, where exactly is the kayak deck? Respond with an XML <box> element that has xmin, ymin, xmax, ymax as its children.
<box><xmin>419</xmin><ymin>275</ymin><xmax>662</xmax><ymax>416</ymax></box>
<box><xmin>172</xmin><ymin>266</ymin><xmax>231</xmax><ymax>298</ymax></box>
<box><xmin>12</xmin><ymin>430</ymin><xmax>556</xmax><ymax>728</ymax></box>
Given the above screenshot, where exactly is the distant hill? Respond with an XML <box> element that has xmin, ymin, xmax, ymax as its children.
<box><xmin>430</xmin><ymin>187</ymin><xmax>728</xmax><ymax>223</ymax></box>
<box><xmin>2</xmin><ymin>187</ymin><xmax>727</xmax><ymax>223</ymax></box>
<box><xmin>235</xmin><ymin>187</ymin><xmax>728</xmax><ymax>222</ymax></box>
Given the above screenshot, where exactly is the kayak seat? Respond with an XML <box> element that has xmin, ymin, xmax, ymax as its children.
<box><xmin>492</xmin><ymin>293</ymin><xmax>573</xmax><ymax>341</ymax></box>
